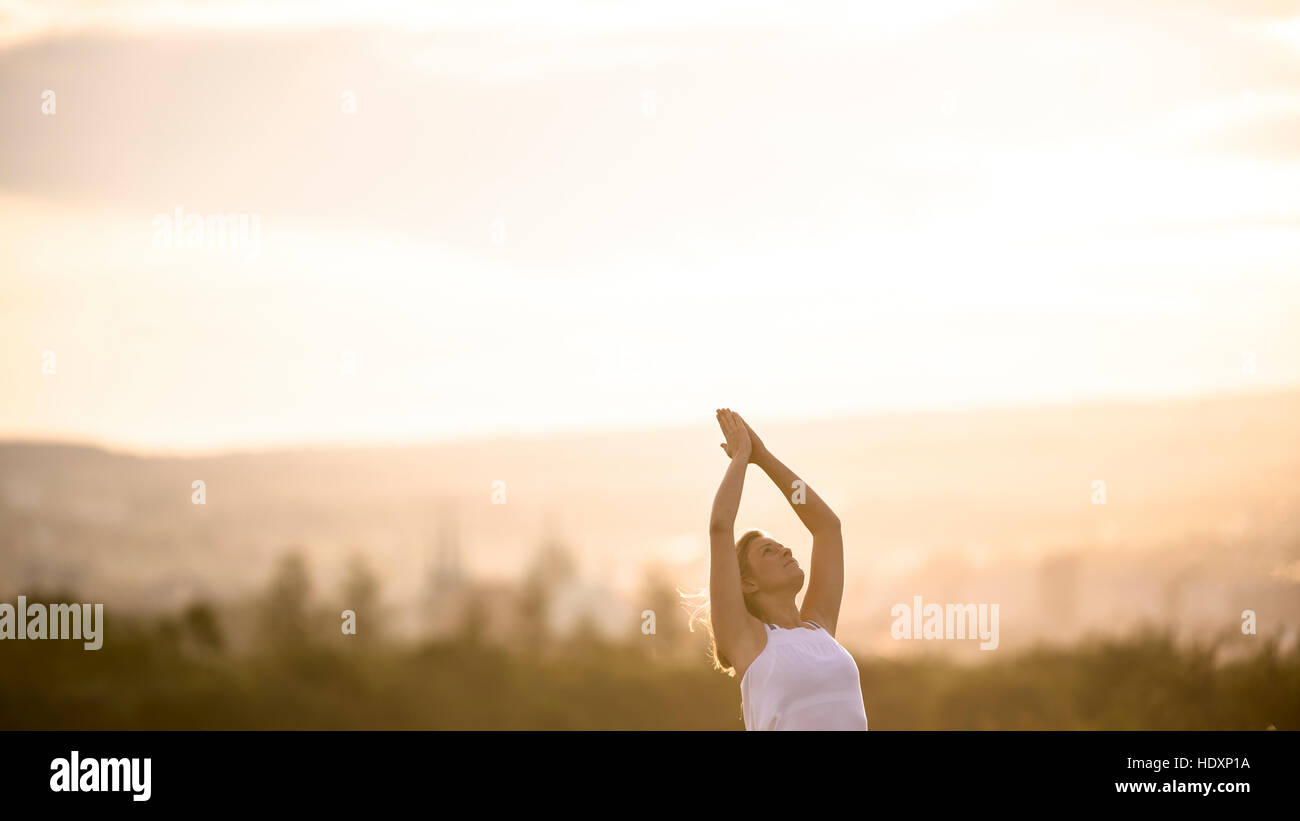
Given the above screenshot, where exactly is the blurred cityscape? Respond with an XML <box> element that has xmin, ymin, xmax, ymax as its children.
<box><xmin>2</xmin><ymin>389</ymin><xmax>1298</xmax><ymax>659</ymax></box>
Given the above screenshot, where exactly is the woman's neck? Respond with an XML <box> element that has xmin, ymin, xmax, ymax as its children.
<box><xmin>757</xmin><ymin>597</ymin><xmax>803</xmax><ymax>629</ymax></box>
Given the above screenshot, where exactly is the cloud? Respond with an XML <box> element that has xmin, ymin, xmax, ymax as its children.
<box><xmin>1177</xmin><ymin>0</ymin><xmax>1300</xmax><ymax>20</ymax></box>
<box><xmin>0</xmin><ymin>0</ymin><xmax>989</xmax><ymax>52</ymax></box>
<box><xmin>4</xmin><ymin>0</ymin><xmax>1300</xmax><ymax>273</ymax></box>
<box><xmin>1201</xmin><ymin>107</ymin><xmax>1300</xmax><ymax>160</ymax></box>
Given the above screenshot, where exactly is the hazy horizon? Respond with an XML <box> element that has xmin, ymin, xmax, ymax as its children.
<box><xmin>5</xmin><ymin>387</ymin><xmax>1298</xmax><ymax>658</ymax></box>
<box><xmin>2</xmin><ymin>382</ymin><xmax>1299</xmax><ymax>457</ymax></box>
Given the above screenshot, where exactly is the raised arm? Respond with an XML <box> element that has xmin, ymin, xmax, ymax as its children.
<box><xmin>708</xmin><ymin>409</ymin><xmax>762</xmax><ymax>668</ymax></box>
<box><xmin>740</xmin><ymin>414</ymin><xmax>845</xmax><ymax>635</ymax></box>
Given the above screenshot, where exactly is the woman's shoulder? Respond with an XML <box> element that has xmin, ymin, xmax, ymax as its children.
<box><xmin>799</xmin><ymin>607</ymin><xmax>838</xmax><ymax>637</ymax></box>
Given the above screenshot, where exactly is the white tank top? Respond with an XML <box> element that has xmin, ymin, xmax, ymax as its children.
<box><xmin>739</xmin><ymin>619</ymin><xmax>868</xmax><ymax>731</ymax></box>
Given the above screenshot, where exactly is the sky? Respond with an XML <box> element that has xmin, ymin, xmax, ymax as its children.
<box><xmin>2</xmin><ymin>0</ymin><xmax>1299</xmax><ymax>454</ymax></box>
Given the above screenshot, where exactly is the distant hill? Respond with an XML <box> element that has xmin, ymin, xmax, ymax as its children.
<box><xmin>2</xmin><ymin>388</ymin><xmax>1298</xmax><ymax>654</ymax></box>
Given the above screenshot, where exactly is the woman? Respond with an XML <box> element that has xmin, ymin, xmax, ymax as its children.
<box><xmin>691</xmin><ymin>408</ymin><xmax>868</xmax><ymax>730</ymax></box>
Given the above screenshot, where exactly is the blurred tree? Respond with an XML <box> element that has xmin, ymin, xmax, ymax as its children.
<box><xmin>181</xmin><ymin>601</ymin><xmax>224</xmax><ymax>654</ymax></box>
<box><xmin>258</xmin><ymin>548</ymin><xmax>313</xmax><ymax>651</ymax></box>
<box><xmin>341</xmin><ymin>552</ymin><xmax>382</xmax><ymax>644</ymax></box>
<box><xmin>530</xmin><ymin>536</ymin><xmax>577</xmax><ymax>589</ymax></box>
<box><xmin>516</xmin><ymin>534</ymin><xmax>579</xmax><ymax>653</ymax></box>
<box><xmin>640</xmin><ymin>568</ymin><xmax>695</xmax><ymax>664</ymax></box>
<box><xmin>568</xmin><ymin>609</ymin><xmax>607</xmax><ymax>657</ymax></box>
<box><xmin>458</xmin><ymin>587</ymin><xmax>490</xmax><ymax>647</ymax></box>
<box><xmin>514</xmin><ymin>575</ymin><xmax>550</xmax><ymax>656</ymax></box>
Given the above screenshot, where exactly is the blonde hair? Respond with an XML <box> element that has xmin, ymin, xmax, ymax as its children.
<box><xmin>680</xmin><ymin>528</ymin><xmax>769</xmax><ymax>676</ymax></box>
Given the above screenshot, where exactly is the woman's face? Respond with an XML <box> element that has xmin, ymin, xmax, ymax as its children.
<box><xmin>745</xmin><ymin>535</ymin><xmax>804</xmax><ymax>592</ymax></box>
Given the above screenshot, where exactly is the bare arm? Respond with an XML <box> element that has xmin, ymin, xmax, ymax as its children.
<box><xmin>708</xmin><ymin>447</ymin><xmax>749</xmax><ymax>535</ymax></box>
<box><xmin>708</xmin><ymin>409</ymin><xmax>761</xmax><ymax>666</ymax></box>
<box><xmin>754</xmin><ymin>450</ymin><xmax>841</xmax><ymax>536</ymax></box>
<box><xmin>743</xmin><ymin>417</ymin><xmax>845</xmax><ymax>635</ymax></box>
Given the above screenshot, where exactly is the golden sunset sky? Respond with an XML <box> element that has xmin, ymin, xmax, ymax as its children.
<box><xmin>2</xmin><ymin>0</ymin><xmax>1298</xmax><ymax>453</ymax></box>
